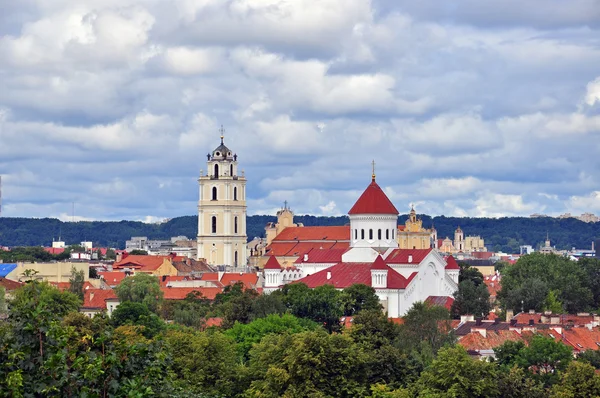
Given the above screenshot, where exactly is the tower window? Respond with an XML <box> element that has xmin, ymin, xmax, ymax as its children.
<box><xmin>230</xmin><ymin>164</ymin><xmax>233</xmax><ymax>176</ymax></box>
<box><xmin>211</xmin><ymin>216</ymin><xmax>217</xmax><ymax>234</ymax></box>
<box><xmin>234</xmin><ymin>251</ymin><xmax>238</xmax><ymax>266</ymax></box>
<box><xmin>369</xmin><ymin>229</ymin><xmax>373</xmax><ymax>240</ymax></box>
<box><xmin>234</xmin><ymin>187</ymin><xmax>238</xmax><ymax>201</ymax></box>
<box><xmin>378</xmin><ymin>229</ymin><xmax>382</xmax><ymax>240</ymax></box>
<box><xmin>392</xmin><ymin>229</ymin><xmax>395</xmax><ymax>239</ymax></box>
<box><xmin>354</xmin><ymin>229</ymin><xmax>357</xmax><ymax>240</ymax></box>
<box><xmin>212</xmin><ymin>187</ymin><xmax>217</xmax><ymax>201</ymax></box>
<box><xmin>386</xmin><ymin>229</ymin><xmax>389</xmax><ymax>240</ymax></box>
<box><xmin>214</xmin><ymin>164</ymin><xmax>219</xmax><ymax>177</ymax></box>
<box><xmin>234</xmin><ymin>216</ymin><xmax>238</xmax><ymax>234</ymax></box>
<box><xmin>361</xmin><ymin>229</ymin><xmax>365</xmax><ymax>240</ymax></box>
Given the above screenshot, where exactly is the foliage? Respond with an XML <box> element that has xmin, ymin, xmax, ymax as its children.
<box><xmin>67</xmin><ymin>266</ymin><xmax>85</xmax><ymax>301</ymax></box>
<box><xmin>451</xmin><ymin>279</ymin><xmax>491</xmax><ymax>318</ymax></box>
<box><xmin>0</xmin><ymin>246</ymin><xmax>67</xmax><ymax>263</ymax></box>
<box><xmin>496</xmin><ymin>366</ymin><xmax>546</xmax><ymax>398</ymax></box>
<box><xmin>225</xmin><ymin>313</ymin><xmax>320</xmax><ymax>361</ymax></box>
<box><xmin>550</xmin><ymin>361</ymin><xmax>600</xmax><ymax>398</ymax></box>
<box><xmin>398</xmin><ymin>301</ymin><xmax>456</xmax><ymax>355</ymax></box>
<box><xmin>281</xmin><ymin>283</ymin><xmax>344</xmax><ymax>332</ymax></box>
<box><xmin>111</xmin><ymin>301</ymin><xmax>166</xmax><ymax>338</ymax></box>
<box><xmin>413</xmin><ymin>345</ymin><xmax>499</xmax><ymax>397</ymax></box>
<box><xmin>498</xmin><ymin>253</ymin><xmax>593</xmax><ymax>313</ymax></box>
<box><xmin>129</xmin><ymin>249</ymin><xmax>149</xmax><ymax>255</ymax></box>
<box><xmin>340</xmin><ymin>283</ymin><xmax>383</xmax><ymax>316</ymax></box>
<box><xmin>217</xmin><ymin>282</ymin><xmax>260</xmax><ymax>328</ymax></box>
<box><xmin>115</xmin><ymin>272</ymin><xmax>163</xmax><ymax>313</ymax></box>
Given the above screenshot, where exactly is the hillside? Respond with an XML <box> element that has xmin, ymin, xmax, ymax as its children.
<box><xmin>0</xmin><ymin>214</ymin><xmax>598</xmax><ymax>253</ymax></box>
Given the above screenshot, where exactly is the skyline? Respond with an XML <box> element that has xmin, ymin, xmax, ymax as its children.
<box><xmin>1</xmin><ymin>0</ymin><xmax>599</xmax><ymax>222</ymax></box>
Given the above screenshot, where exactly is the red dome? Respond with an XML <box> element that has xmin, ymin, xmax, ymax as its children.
<box><xmin>348</xmin><ymin>179</ymin><xmax>399</xmax><ymax>215</ymax></box>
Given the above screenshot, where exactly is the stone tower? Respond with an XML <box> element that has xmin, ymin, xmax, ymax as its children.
<box><xmin>454</xmin><ymin>226</ymin><xmax>464</xmax><ymax>252</ymax></box>
<box><xmin>197</xmin><ymin>128</ymin><xmax>247</xmax><ymax>267</ymax></box>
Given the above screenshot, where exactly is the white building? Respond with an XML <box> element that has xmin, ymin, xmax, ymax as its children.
<box><xmin>263</xmin><ymin>174</ymin><xmax>459</xmax><ymax>318</ymax></box>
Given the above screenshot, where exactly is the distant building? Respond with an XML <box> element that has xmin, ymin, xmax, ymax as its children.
<box><xmin>520</xmin><ymin>245</ymin><xmax>534</xmax><ymax>255</ymax></box>
<box><xmin>3</xmin><ymin>262</ymin><xmax>89</xmax><ymax>283</ymax></box>
<box><xmin>437</xmin><ymin>226</ymin><xmax>487</xmax><ymax>254</ymax></box>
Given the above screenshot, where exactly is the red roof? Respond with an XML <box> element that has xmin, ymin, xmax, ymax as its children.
<box><xmin>113</xmin><ymin>255</ymin><xmax>169</xmax><ymax>272</ymax></box>
<box><xmin>298</xmin><ymin>261</ymin><xmax>416</xmax><ymax>289</ymax></box>
<box><xmin>0</xmin><ymin>277</ymin><xmax>23</xmax><ymax>291</ymax></box>
<box><xmin>159</xmin><ymin>275</ymin><xmax>188</xmax><ymax>287</ymax></box>
<box><xmin>264</xmin><ymin>256</ymin><xmax>282</xmax><ymax>269</ymax></box>
<box><xmin>50</xmin><ymin>281</ymin><xmax>95</xmax><ymax>291</ymax></box>
<box><xmin>273</xmin><ymin>226</ymin><xmax>350</xmax><ymax>241</ymax></box>
<box><xmin>372</xmin><ymin>255</ymin><xmax>388</xmax><ymax>270</ymax></box>
<box><xmin>267</xmin><ymin>241</ymin><xmax>350</xmax><ymax>257</ymax></box>
<box><xmin>203</xmin><ymin>317</ymin><xmax>223</xmax><ymax>328</ymax></box>
<box><xmin>348</xmin><ymin>179</ymin><xmax>399</xmax><ymax>215</ymax></box>
<box><xmin>161</xmin><ymin>287</ymin><xmax>222</xmax><ymax>300</ymax></box>
<box><xmin>220</xmin><ymin>273</ymin><xmax>259</xmax><ymax>289</ymax></box>
<box><xmin>425</xmin><ymin>296</ymin><xmax>455</xmax><ymax>311</ymax></box>
<box><xmin>294</xmin><ymin>248</ymin><xmax>348</xmax><ymax>264</ymax></box>
<box><xmin>385</xmin><ymin>248</ymin><xmax>432</xmax><ymax>264</ymax></box>
<box><xmin>82</xmin><ymin>288</ymin><xmax>118</xmax><ymax>309</ymax></box>
<box><xmin>44</xmin><ymin>247</ymin><xmax>65</xmax><ymax>255</ymax></box>
<box><xmin>99</xmin><ymin>271</ymin><xmax>128</xmax><ymax>286</ymax></box>
<box><xmin>445</xmin><ymin>256</ymin><xmax>460</xmax><ymax>270</ymax></box>
<box><xmin>200</xmin><ymin>272</ymin><xmax>219</xmax><ymax>281</ymax></box>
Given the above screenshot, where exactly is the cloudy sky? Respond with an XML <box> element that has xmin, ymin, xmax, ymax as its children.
<box><xmin>1</xmin><ymin>0</ymin><xmax>600</xmax><ymax>222</ymax></box>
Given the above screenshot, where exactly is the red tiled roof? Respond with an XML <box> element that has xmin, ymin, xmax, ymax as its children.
<box><xmin>384</xmin><ymin>248</ymin><xmax>432</xmax><ymax>264</ymax></box>
<box><xmin>44</xmin><ymin>247</ymin><xmax>65</xmax><ymax>255</ymax></box>
<box><xmin>472</xmin><ymin>251</ymin><xmax>494</xmax><ymax>260</ymax></box>
<box><xmin>267</xmin><ymin>241</ymin><xmax>350</xmax><ymax>257</ymax></box>
<box><xmin>203</xmin><ymin>317</ymin><xmax>223</xmax><ymax>328</ymax></box>
<box><xmin>437</xmin><ymin>239</ymin><xmax>445</xmax><ymax>248</ymax></box>
<box><xmin>161</xmin><ymin>287</ymin><xmax>222</xmax><ymax>300</ymax></box>
<box><xmin>158</xmin><ymin>275</ymin><xmax>188</xmax><ymax>287</ymax></box>
<box><xmin>0</xmin><ymin>277</ymin><xmax>23</xmax><ymax>291</ymax></box>
<box><xmin>294</xmin><ymin>248</ymin><xmax>348</xmax><ymax>264</ymax></box>
<box><xmin>264</xmin><ymin>256</ymin><xmax>282</xmax><ymax>269</ymax></box>
<box><xmin>82</xmin><ymin>288</ymin><xmax>118</xmax><ymax>309</ymax></box>
<box><xmin>425</xmin><ymin>296</ymin><xmax>455</xmax><ymax>311</ymax></box>
<box><xmin>200</xmin><ymin>272</ymin><xmax>219</xmax><ymax>281</ymax></box>
<box><xmin>563</xmin><ymin>327</ymin><xmax>600</xmax><ymax>352</ymax></box>
<box><xmin>99</xmin><ymin>271</ymin><xmax>128</xmax><ymax>286</ymax></box>
<box><xmin>445</xmin><ymin>256</ymin><xmax>460</xmax><ymax>270</ymax></box>
<box><xmin>459</xmin><ymin>330</ymin><xmax>525</xmax><ymax>351</ymax></box>
<box><xmin>348</xmin><ymin>180</ymin><xmax>399</xmax><ymax>215</ymax></box>
<box><xmin>297</xmin><ymin>261</ymin><xmax>416</xmax><ymax>289</ymax></box>
<box><xmin>484</xmin><ymin>275</ymin><xmax>501</xmax><ymax>297</ymax></box>
<box><xmin>273</xmin><ymin>226</ymin><xmax>350</xmax><ymax>241</ymax></box>
<box><xmin>397</xmin><ymin>226</ymin><xmax>406</xmax><ymax>231</ymax></box>
<box><xmin>113</xmin><ymin>255</ymin><xmax>168</xmax><ymax>272</ymax></box>
<box><xmin>220</xmin><ymin>273</ymin><xmax>259</xmax><ymax>289</ymax></box>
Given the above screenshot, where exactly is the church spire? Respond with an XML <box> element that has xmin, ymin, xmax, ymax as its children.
<box><xmin>219</xmin><ymin>125</ymin><xmax>225</xmax><ymax>144</ymax></box>
<box><xmin>371</xmin><ymin>160</ymin><xmax>376</xmax><ymax>182</ymax></box>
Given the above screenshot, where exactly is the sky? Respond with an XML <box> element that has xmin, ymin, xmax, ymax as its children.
<box><xmin>0</xmin><ymin>0</ymin><xmax>599</xmax><ymax>222</ymax></box>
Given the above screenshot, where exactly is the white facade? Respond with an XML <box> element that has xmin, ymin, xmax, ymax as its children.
<box><xmin>350</xmin><ymin>214</ymin><xmax>398</xmax><ymax>249</ymax></box>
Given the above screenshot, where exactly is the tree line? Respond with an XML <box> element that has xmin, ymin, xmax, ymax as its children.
<box><xmin>1</xmin><ymin>214</ymin><xmax>599</xmax><ymax>251</ymax></box>
<box><xmin>2</xmin><ymin>270</ymin><xmax>600</xmax><ymax>396</ymax></box>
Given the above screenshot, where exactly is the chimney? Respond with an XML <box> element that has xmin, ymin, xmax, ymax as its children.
<box><xmin>326</xmin><ymin>271</ymin><xmax>332</xmax><ymax>280</ymax></box>
<box><xmin>408</xmin><ymin>255</ymin><xmax>413</xmax><ymax>263</ymax></box>
<box><xmin>529</xmin><ymin>309</ymin><xmax>535</xmax><ymax>314</ymax></box>
<box><xmin>304</xmin><ymin>254</ymin><xmax>309</xmax><ymax>262</ymax></box>
<box><xmin>461</xmin><ymin>314</ymin><xmax>475</xmax><ymax>323</ymax></box>
<box><xmin>506</xmin><ymin>309</ymin><xmax>514</xmax><ymax>322</ymax></box>
<box><xmin>475</xmin><ymin>317</ymin><xmax>482</xmax><ymax>326</ymax></box>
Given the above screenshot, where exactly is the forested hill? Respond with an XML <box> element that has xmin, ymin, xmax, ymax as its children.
<box><xmin>0</xmin><ymin>214</ymin><xmax>599</xmax><ymax>253</ymax></box>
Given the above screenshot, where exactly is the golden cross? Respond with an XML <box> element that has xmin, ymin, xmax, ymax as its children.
<box><xmin>371</xmin><ymin>160</ymin><xmax>376</xmax><ymax>181</ymax></box>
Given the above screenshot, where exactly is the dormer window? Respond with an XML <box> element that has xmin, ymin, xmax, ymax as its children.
<box><xmin>215</xmin><ymin>152</ymin><xmax>220</xmax><ymax>156</ymax></box>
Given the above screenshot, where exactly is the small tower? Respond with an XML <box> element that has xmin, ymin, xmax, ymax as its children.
<box><xmin>197</xmin><ymin>127</ymin><xmax>247</xmax><ymax>267</ymax></box>
<box><xmin>370</xmin><ymin>255</ymin><xmax>388</xmax><ymax>289</ymax></box>
<box><xmin>263</xmin><ymin>256</ymin><xmax>283</xmax><ymax>294</ymax></box>
<box><xmin>454</xmin><ymin>226</ymin><xmax>464</xmax><ymax>252</ymax></box>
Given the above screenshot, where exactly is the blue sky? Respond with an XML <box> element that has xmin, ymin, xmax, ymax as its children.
<box><xmin>0</xmin><ymin>0</ymin><xmax>599</xmax><ymax>221</ymax></box>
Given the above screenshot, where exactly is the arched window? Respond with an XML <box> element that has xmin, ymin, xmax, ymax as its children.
<box><xmin>211</xmin><ymin>216</ymin><xmax>217</xmax><ymax>233</ymax></box>
<box><xmin>234</xmin><ymin>251</ymin><xmax>238</xmax><ymax>266</ymax></box>
<box><xmin>361</xmin><ymin>229</ymin><xmax>365</xmax><ymax>240</ymax></box>
<box><xmin>369</xmin><ymin>229</ymin><xmax>373</xmax><ymax>240</ymax></box>
<box><xmin>233</xmin><ymin>187</ymin><xmax>238</xmax><ymax>201</ymax></box>
<box><xmin>378</xmin><ymin>229</ymin><xmax>382</xmax><ymax>240</ymax></box>
<box><xmin>354</xmin><ymin>229</ymin><xmax>357</xmax><ymax>240</ymax></box>
<box><xmin>386</xmin><ymin>229</ymin><xmax>389</xmax><ymax>240</ymax></box>
<box><xmin>392</xmin><ymin>229</ymin><xmax>395</xmax><ymax>239</ymax></box>
<box><xmin>212</xmin><ymin>187</ymin><xmax>217</xmax><ymax>200</ymax></box>
<box><xmin>213</xmin><ymin>164</ymin><xmax>219</xmax><ymax>178</ymax></box>
<box><xmin>230</xmin><ymin>164</ymin><xmax>234</xmax><ymax>176</ymax></box>
<box><xmin>234</xmin><ymin>216</ymin><xmax>238</xmax><ymax>234</ymax></box>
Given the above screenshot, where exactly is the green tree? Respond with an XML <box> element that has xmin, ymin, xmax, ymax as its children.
<box><xmin>497</xmin><ymin>366</ymin><xmax>546</xmax><ymax>398</ymax></box>
<box><xmin>516</xmin><ymin>335</ymin><xmax>573</xmax><ymax>386</ymax></box>
<box><xmin>413</xmin><ymin>345</ymin><xmax>499</xmax><ymax>397</ymax></box>
<box><xmin>551</xmin><ymin>361</ymin><xmax>600</xmax><ymax>398</ymax></box>
<box><xmin>340</xmin><ymin>283</ymin><xmax>383</xmax><ymax>316</ymax></box>
<box><xmin>398</xmin><ymin>301</ymin><xmax>455</xmax><ymax>355</ymax></box>
<box><xmin>225</xmin><ymin>313</ymin><xmax>319</xmax><ymax>361</ymax></box>
<box><xmin>451</xmin><ymin>279</ymin><xmax>491</xmax><ymax>318</ymax></box>
<box><xmin>576</xmin><ymin>349</ymin><xmax>600</xmax><ymax>369</ymax></box>
<box><xmin>111</xmin><ymin>301</ymin><xmax>165</xmax><ymax>338</ymax></box>
<box><xmin>67</xmin><ymin>266</ymin><xmax>85</xmax><ymax>301</ymax></box>
<box><xmin>249</xmin><ymin>292</ymin><xmax>286</xmax><ymax>320</ymax></box>
<box><xmin>129</xmin><ymin>249</ymin><xmax>149</xmax><ymax>255</ymax></box>
<box><xmin>282</xmin><ymin>283</ymin><xmax>344</xmax><ymax>332</ymax></box>
<box><xmin>216</xmin><ymin>282</ymin><xmax>260</xmax><ymax>328</ymax></box>
<box><xmin>544</xmin><ymin>290</ymin><xmax>564</xmax><ymax>314</ymax></box>
<box><xmin>105</xmin><ymin>248</ymin><xmax>117</xmax><ymax>260</ymax></box>
<box><xmin>459</xmin><ymin>263</ymin><xmax>485</xmax><ymax>286</ymax></box>
<box><xmin>115</xmin><ymin>272</ymin><xmax>163</xmax><ymax>313</ymax></box>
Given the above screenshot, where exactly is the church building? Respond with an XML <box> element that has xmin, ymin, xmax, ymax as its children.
<box><xmin>196</xmin><ymin>129</ymin><xmax>248</xmax><ymax>267</ymax></box>
<box><xmin>263</xmin><ymin>171</ymin><xmax>459</xmax><ymax>318</ymax></box>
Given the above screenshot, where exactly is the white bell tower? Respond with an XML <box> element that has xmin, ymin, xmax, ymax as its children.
<box><xmin>197</xmin><ymin>126</ymin><xmax>248</xmax><ymax>267</ymax></box>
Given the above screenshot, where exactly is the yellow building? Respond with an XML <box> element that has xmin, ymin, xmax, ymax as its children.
<box><xmin>4</xmin><ymin>262</ymin><xmax>89</xmax><ymax>283</ymax></box>
<box><xmin>437</xmin><ymin>226</ymin><xmax>487</xmax><ymax>254</ymax></box>
<box><xmin>197</xmin><ymin>129</ymin><xmax>248</xmax><ymax>267</ymax></box>
<box><xmin>397</xmin><ymin>207</ymin><xmax>436</xmax><ymax>249</ymax></box>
